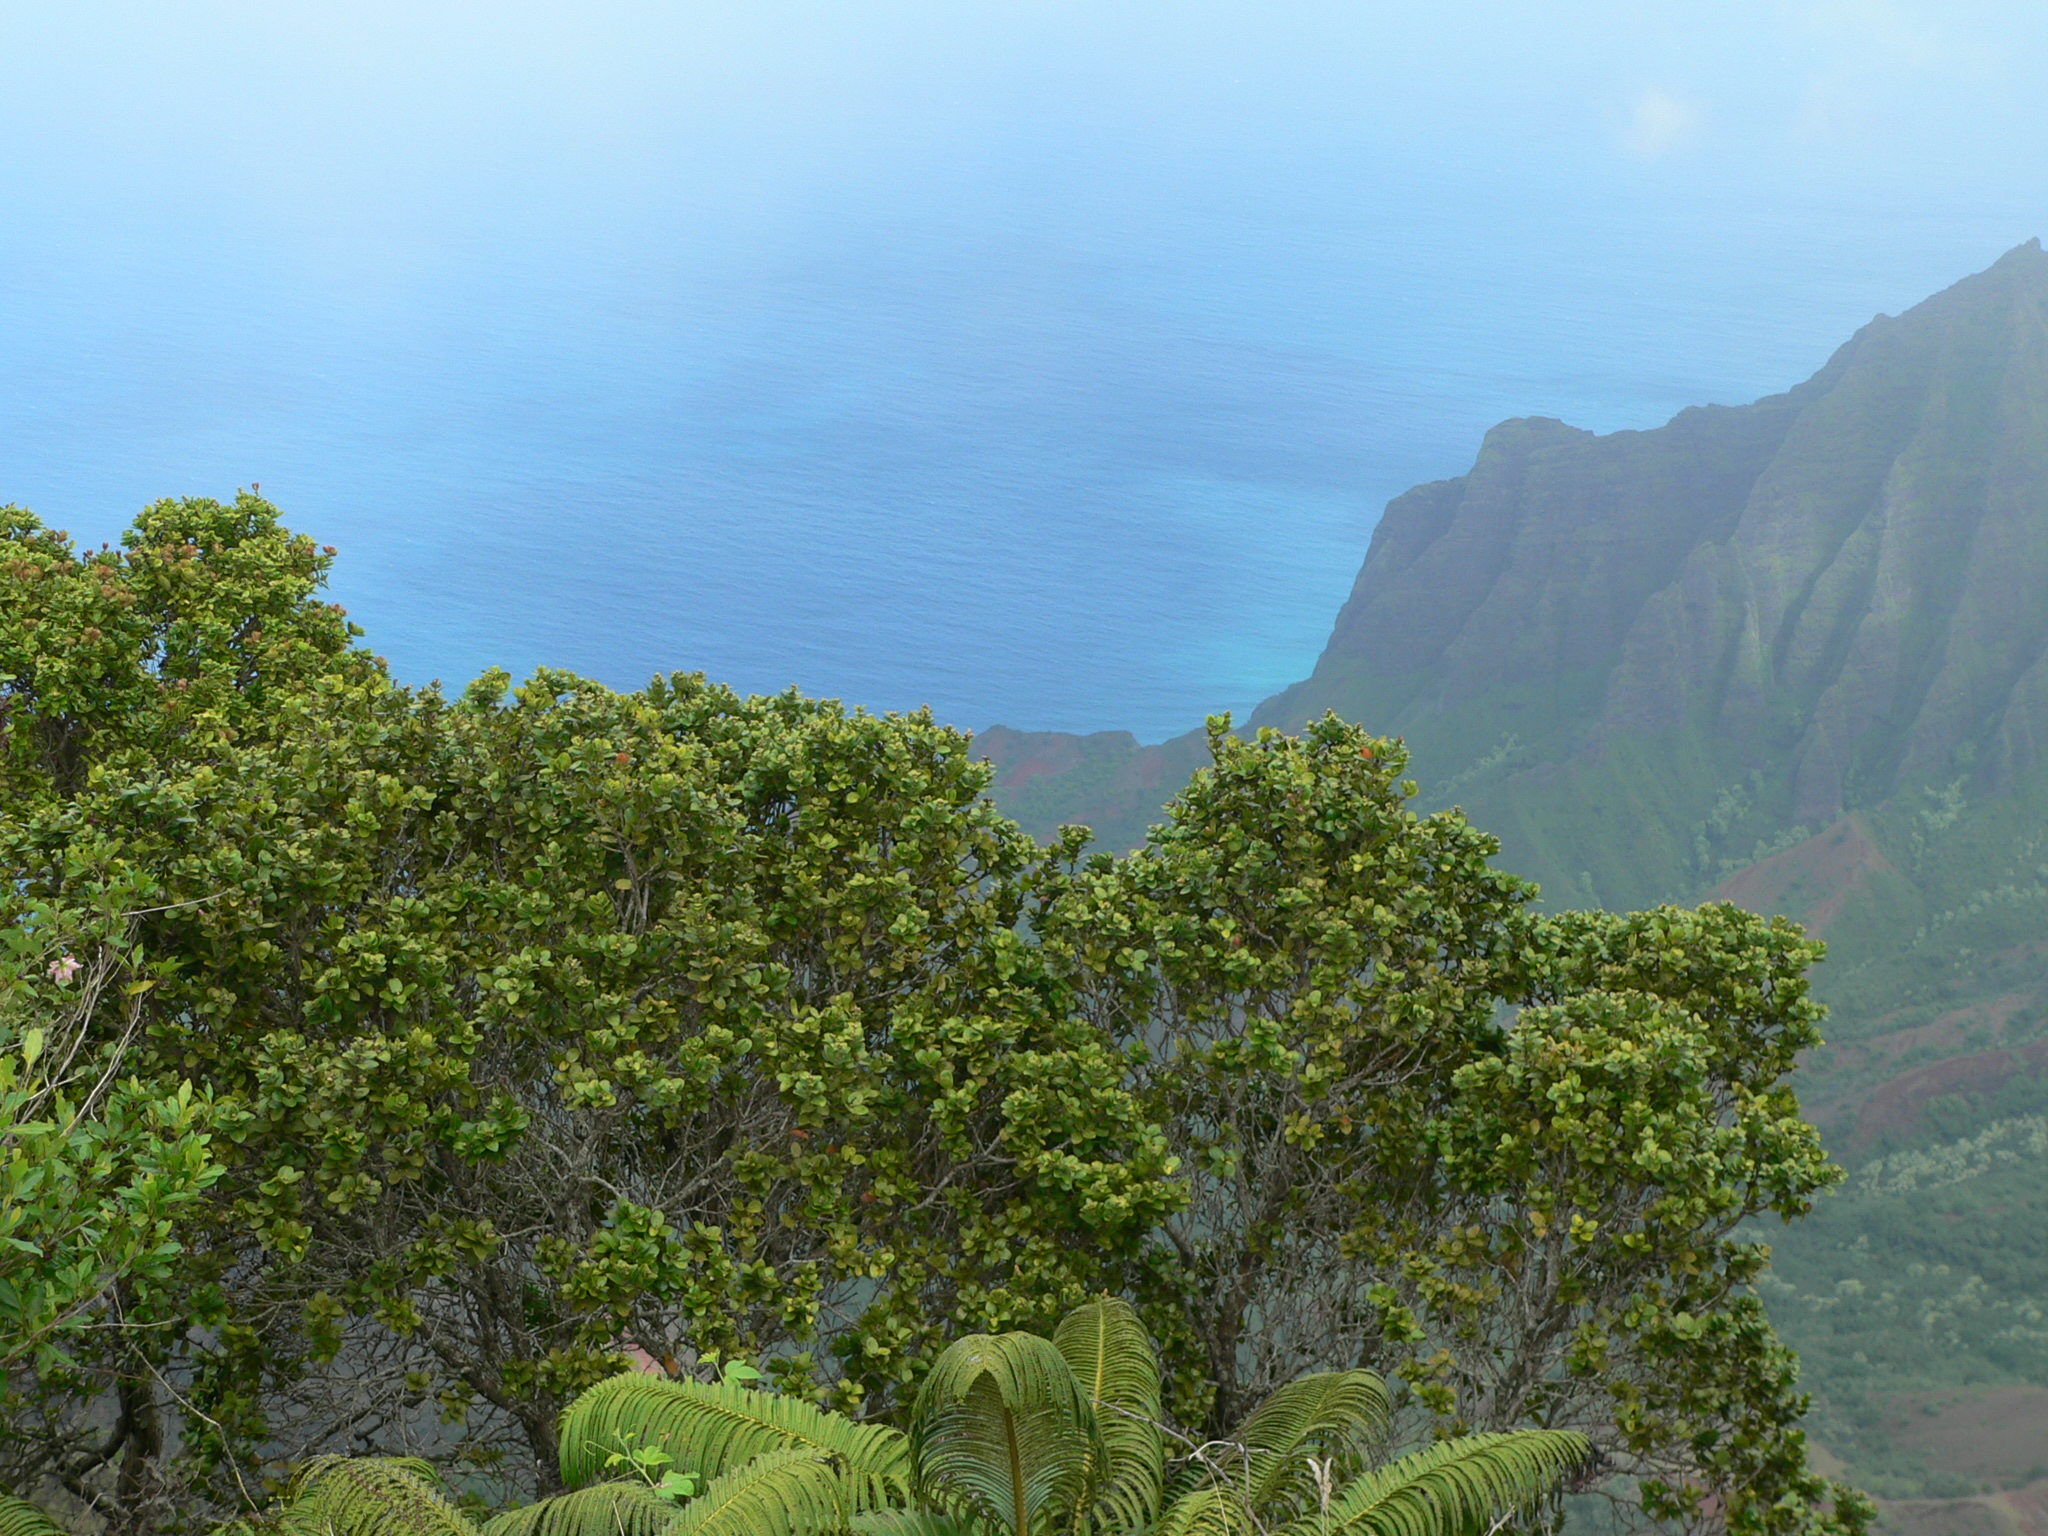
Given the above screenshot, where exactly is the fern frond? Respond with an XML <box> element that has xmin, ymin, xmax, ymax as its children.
<box><xmin>558</xmin><ymin>1374</ymin><xmax>909</xmax><ymax>1507</ymax></box>
<box><xmin>1149</xmin><ymin>1486</ymin><xmax>1256</xmax><ymax>1536</ymax></box>
<box><xmin>480</xmin><ymin>1481</ymin><xmax>680</xmax><ymax>1536</ymax></box>
<box><xmin>276</xmin><ymin>1456</ymin><xmax>481</xmax><ymax>1536</ymax></box>
<box><xmin>0</xmin><ymin>1495</ymin><xmax>68</xmax><ymax>1536</ymax></box>
<box><xmin>1051</xmin><ymin>1299</ymin><xmax>1164</xmax><ymax>1536</ymax></box>
<box><xmin>912</xmin><ymin>1332</ymin><xmax>1103</xmax><ymax>1536</ymax></box>
<box><xmin>850</xmin><ymin>1511</ymin><xmax>977</xmax><ymax>1536</ymax></box>
<box><xmin>1222</xmin><ymin>1371</ymin><xmax>1393</xmax><ymax>1516</ymax></box>
<box><xmin>1237</xmin><ymin>1370</ymin><xmax>1392</xmax><ymax>1462</ymax></box>
<box><xmin>1298</xmin><ymin>1431</ymin><xmax>1589</xmax><ymax>1536</ymax></box>
<box><xmin>665</xmin><ymin>1446</ymin><xmax>857</xmax><ymax>1536</ymax></box>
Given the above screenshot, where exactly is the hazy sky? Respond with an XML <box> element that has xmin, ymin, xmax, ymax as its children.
<box><xmin>4</xmin><ymin>3</ymin><xmax>2047</xmax><ymax>733</ymax></box>
<box><xmin>6</xmin><ymin>2</ymin><xmax>2040</xmax><ymax>240</ymax></box>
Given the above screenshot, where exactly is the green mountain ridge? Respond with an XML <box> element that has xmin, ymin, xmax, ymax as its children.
<box><xmin>981</xmin><ymin>240</ymin><xmax>2048</xmax><ymax>1504</ymax></box>
<box><xmin>988</xmin><ymin>238</ymin><xmax>2048</xmax><ymax>907</ymax></box>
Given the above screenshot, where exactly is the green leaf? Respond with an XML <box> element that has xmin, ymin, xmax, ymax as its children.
<box><xmin>665</xmin><ymin>1446</ymin><xmax>857</xmax><ymax>1536</ymax></box>
<box><xmin>275</xmin><ymin>1456</ymin><xmax>481</xmax><ymax>1536</ymax></box>
<box><xmin>1150</xmin><ymin>1487</ymin><xmax>1256</xmax><ymax>1536</ymax></box>
<box><xmin>850</xmin><ymin>1512</ymin><xmax>978</xmax><ymax>1536</ymax></box>
<box><xmin>1050</xmin><ymin>1297</ymin><xmax>1164</xmax><ymax>1535</ymax></box>
<box><xmin>481</xmin><ymin>1481</ymin><xmax>681</xmax><ymax>1536</ymax></box>
<box><xmin>1290</xmin><ymin>1431</ymin><xmax>1589</xmax><ymax>1536</ymax></box>
<box><xmin>1225</xmin><ymin>1371</ymin><xmax>1393</xmax><ymax>1516</ymax></box>
<box><xmin>558</xmin><ymin>1373</ymin><xmax>910</xmax><ymax>1507</ymax></box>
<box><xmin>0</xmin><ymin>1494</ymin><xmax>68</xmax><ymax>1536</ymax></box>
<box><xmin>912</xmin><ymin>1332</ymin><xmax>1104</xmax><ymax>1536</ymax></box>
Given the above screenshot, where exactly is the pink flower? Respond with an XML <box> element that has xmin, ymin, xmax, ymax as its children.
<box><xmin>48</xmin><ymin>955</ymin><xmax>80</xmax><ymax>985</ymax></box>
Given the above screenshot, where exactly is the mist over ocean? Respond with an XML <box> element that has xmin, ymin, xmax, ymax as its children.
<box><xmin>4</xmin><ymin>3</ymin><xmax>2046</xmax><ymax>740</ymax></box>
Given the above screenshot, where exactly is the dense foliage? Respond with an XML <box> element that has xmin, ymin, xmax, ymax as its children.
<box><xmin>0</xmin><ymin>497</ymin><xmax>1867</xmax><ymax>1536</ymax></box>
<box><xmin>223</xmin><ymin>1298</ymin><xmax>1588</xmax><ymax>1536</ymax></box>
<box><xmin>1033</xmin><ymin>728</ymin><xmax>1861</xmax><ymax>1534</ymax></box>
<box><xmin>0</xmin><ymin>893</ymin><xmax>219</xmax><ymax>1372</ymax></box>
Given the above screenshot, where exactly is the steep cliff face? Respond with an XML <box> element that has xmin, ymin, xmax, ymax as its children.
<box><xmin>1241</xmin><ymin>239</ymin><xmax>2048</xmax><ymax>908</ymax></box>
<box><xmin>989</xmin><ymin>240</ymin><xmax>2048</xmax><ymax>907</ymax></box>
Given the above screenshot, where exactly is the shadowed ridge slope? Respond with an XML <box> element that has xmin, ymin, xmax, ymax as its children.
<box><xmin>985</xmin><ymin>241</ymin><xmax>2048</xmax><ymax>907</ymax></box>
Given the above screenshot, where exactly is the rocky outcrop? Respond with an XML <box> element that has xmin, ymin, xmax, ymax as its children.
<box><xmin>988</xmin><ymin>242</ymin><xmax>2048</xmax><ymax>904</ymax></box>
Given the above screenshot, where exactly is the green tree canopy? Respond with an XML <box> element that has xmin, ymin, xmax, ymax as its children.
<box><xmin>0</xmin><ymin>500</ymin><xmax>1178</xmax><ymax>1524</ymax></box>
<box><xmin>1033</xmin><ymin>721</ymin><xmax>1867</xmax><ymax>1536</ymax></box>
<box><xmin>0</xmin><ymin>891</ymin><xmax>219</xmax><ymax>1370</ymax></box>
<box><xmin>0</xmin><ymin>500</ymin><xmax>1867</xmax><ymax>1536</ymax></box>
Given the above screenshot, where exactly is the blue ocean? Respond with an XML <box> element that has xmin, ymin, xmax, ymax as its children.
<box><xmin>4</xmin><ymin>4</ymin><xmax>2045</xmax><ymax>741</ymax></box>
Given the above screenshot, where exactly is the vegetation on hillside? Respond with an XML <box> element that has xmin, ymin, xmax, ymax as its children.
<box><xmin>1759</xmin><ymin>1075</ymin><xmax>2048</xmax><ymax>1497</ymax></box>
<box><xmin>972</xmin><ymin>242</ymin><xmax>2048</xmax><ymax>1500</ymax></box>
<box><xmin>0</xmin><ymin>497</ymin><xmax>1865</xmax><ymax>1536</ymax></box>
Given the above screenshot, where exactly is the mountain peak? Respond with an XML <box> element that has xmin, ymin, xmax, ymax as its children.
<box><xmin>990</xmin><ymin>246</ymin><xmax>2048</xmax><ymax>918</ymax></box>
<box><xmin>1233</xmin><ymin>243</ymin><xmax>2048</xmax><ymax>908</ymax></box>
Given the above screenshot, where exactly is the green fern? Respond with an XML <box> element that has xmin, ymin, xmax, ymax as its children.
<box><xmin>559</xmin><ymin>1374</ymin><xmax>909</xmax><ymax>1507</ymax></box>
<box><xmin>665</xmin><ymin>1446</ymin><xmax>859</xmax><ymax>1536</ymax></box>
<box><xmin>851</xmin><ymin>1511</ymin><xmax>978</xmax><ymax>1536</ymax></box>
<box><xmin>1148</xmin><ymin>1485</ymin><xmax>1257</xmax><ymax>1536</ymax></box>
<box><xmin>1224</xmin><ymin>1370</ymin><xmax>1393</xmax><ymax>1517</ymax></box>
<box><xmin>912</xmin><ymin>1332</ymin><xmax>1104</xmax><ymax>1536</ymax></box>
<box><xmin>519</xmin><ymin>1307</ymin><xmax>1585</xmax><ymax>1536</ymax></box>
<box><xmin>1050</xmin><ymin>1299</ymin><xmax>1164</xmax><ymax>1536</ymax></box>
<box><xmin>275</xmin><ymin>1456</ymin><xmax>481</xmax><ymax>1536</ymax></box>
<box><xmin>179</xmin><ymin>1304</ymin><xmax>1583</xmax><ymax>1536</ymax></box>
<box><xmin>0</xmin><ymin>1495</ymin><xmax>68</xmax><ymax>1536</ymax></box>
<box><xmin>480</xmin><ymin>1481</ymin><xmax>680</xmax><ymax>1536</ymax></box>
<box><xmin>1295</xmin><ymin>1432</ymin><xmax>1589</xmax><ymax>1536</ymax></box>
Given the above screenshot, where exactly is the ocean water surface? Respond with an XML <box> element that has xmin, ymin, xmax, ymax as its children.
<box><xmin>3</xmin><ymin>4</ymin><xmax>2046</xmax><ymax>740</ymax></box>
